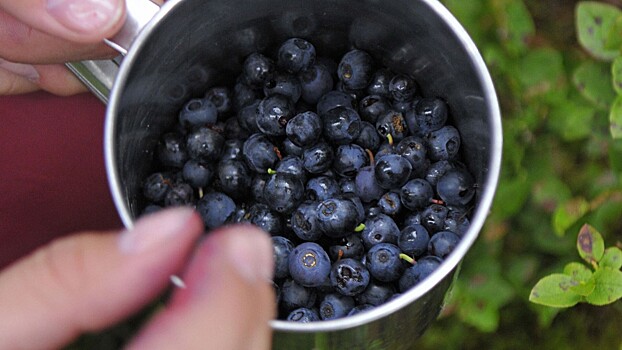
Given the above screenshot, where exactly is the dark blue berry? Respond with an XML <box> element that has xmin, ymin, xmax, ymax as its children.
<box><xmin>242</xmin><ymin>133</ymin><xmax>279</xmax><ymax>173</ymax></box>
<box><xmin>378</xmin><ymin>191</ymin><xmax>402</xmax><ymax>216</ymax></box>
<box><xmin>376</xmin><ymin>110</ymin><xmax>408</xmax><ymax>143</ymax></box>
<box><xmin>275</xmin><ymin>155</ymin><xmax>307</xmax><ymax>182</ymax></box>
<box><xmin>236</xmin><ymin>99</ymin><xmax>261</xmax><ymax>133</ymax></box>
<box><xmin>319</xmin><ymin>293</ymin><xmax>355</xmax><ymax>320</ymax></box>
<box><xmin>291</xmin><ymin>201</ymin><xmax>322</xmax><ymax>241</ymax></box>
<box><xmin>287</xmin><ymin>307</ymin><xmax>320</xmax><ymax>322</ymax></box>
<box><xmin>298</xmin><ymin>63</ymin><xmax>333</xmax><ymax>105</ymax></box>
<box><xmin>427</xmin><ymin>125</ymin><xmax>461</xmax><ymax>161</ymax></box>
<box><xmin>366</xmin><ymin>243</ymin><xmax>404</xmax><ymax>282</ymax></box>
<box><xmin>317</xmin><ymin>198</ymin><xmax>361</xmax><ymax>238</ymax></box>
<box><xmin>220</xmin><ymin>138</ymin><xmax>245</xmax><ymax>161</ymax></box>
<box><xmin>186</xmin><ymin>127</ymin><xmax>225</xmax><ymax>162</ymax></box>
<box><xmin>247</xmin><ymin>203</ymin><xmax>283</xmax><ymax>235</ymax></box>
<box><xmin>374</xmin><ymin>154</ymin><xmax>412</xmax><ymax>190</ymax></box>
<box><xmin>263</xmin><ymin>72</ymin><xmax>302</xmax><ymax>102</ymax></box>
<box><xmin>330</xmin><ymin>258</ymin><xmax>370</xmax><ymax>296</ymax></box>
<box><xmin>436</xmin><ymin>168</ymin><xmax>475</xmax><ymax>206</ymax></box>
<box><xmin>288</xmin><ymin>242</ymin><xmax>332</xmax><ymax>287</ymax></box>
<box><xmin>347</xmin><ymin>304</ymin><xmax>374</xmax><ymax>316</ymax></box>
<box><xmin>425</xmin><ymin>160</ymin><xmax>453</xmax><ymax>187</ymax></box>
<box><xmin>398</xmin><ymin>224</ymin><xmax>430</xmax><ymax>257</ymax></box>
<box><xmin>421</xmin><ymin>204</ymin><xmax>449</xmax><ymax>233</ymax></box>
<box><xmin>302</xmin><ymin>141</ymin><xmax>334</xmax><ymax>174</ymax></box>
<box><xmin>396</xmin><ymin>136</ymin><xmax>428</xmax><ymax>174</ymax></box>
<box><xmin>428</xmin><ymin>230</ymin><xmax>460</xmax><ymax>258</ymax></box>
<box><xmin>328</xmin><ymin>234</ymin><xmax>365</xmax><ymax>260</ymax></box>
<box><xmin>204</xmin><ymin>86</ymin><xmax>232</xmax><ymax>115</ymax></box>
<box><xmin>256</xmin><ymin>94</ymin><xmax>296</xmax><ymax>136</ymax></box>
<box><xmin>273</xmin><ymin>236</ymin><xmax>294</xmax><ymax>279</ymax></box>
<box><xmin>317</xmin><ymin>90</ymin><xmax>356</xmax><ymax>116</ymax></box>
<box><xmin>264</xmin><ymin>173</ymin><xmax>305</xmax><ymax>214</ymax></box>
<box><xmin>360</xmin><ymin>213</ymin><xmax>400</xmax><ymax>249</ymax></box>
<box><xmin>157</xmin><ymin>132</ymin><xmax>188</xmax><ymax>168</ymax></box>
<box><xmin>388</xmin><ymin>74</ymin><xmax>417</xmax><ymax>102</ymax></box>
<box><xmin>164</xmin><ymin>182</ymin><xmax>194</xmax><ymax>207</ymax></box>
<box><xmin>406</xmin><ymin>97</ymin><xmax>448</xmax><ymax>135</ymax></box>
<box><xmin>250</xmin><ymin>173</ymin><xmax>269</xmax><ymax>203</ymax></box>
<box><xmin>354</xmin><ymin>165</ymin><xmax>384</xmax><ymax>203</ymax></box>
<box><xmin>196</xmin><ymin>191</ymin><xmax>236</xmax><ymax>229</ymax></box>
<box><xmin>216</xmin><ymin>159</ymin><xmax>251</xmax><ymax>198</ymax></box>
<box><xmin>243</xmin><ymin>53</ymin><xmax>275</xmax><ymax>87</ymax></box>
<box><xmin>359</xmin><ymin>95</ymin><xmax>390</xmax><ymax>123</ymax></box>
<box><xmin>277</xmin><ymin>38</ymin><xmax>316</xmax><ymax>74</ymax></box>
<box><xmin>354</xmin><ymin>121</ymin><xmax>381</xmax><ymax>152</ymax></box>
<box><xmin>280</xmin><ymin>279</ymin><xmax>317</xmax><ymax>313</ymax></box>
<box><xmin>400</xmin><ymin>179</ymin><xmax>434</xmax><ymax>210</ymax></box>
<box><xmin>232</xmin><ymin>77</ymin><xmax>258</xmax><ymax>111</ymax></box>
<box><xmin>321</xmin><ymin>106</ymin><xmax>362</xmax><ymax>145</ymax></box>
<box><xmin>366</xmin><ymin>68</ymin><xmax>394</xmax><ymax>97</ymax></box>
<box><xmin>305</xmin><ymin>176</ymin><xmax>340</xmax><ymax>201</ymax></box>
<box><xmin>333</xmin><ymin>144</ymin><xmax>368</xmax><ymax>177</ymax></box>
<box><xmin>338</xmin><ymin>49</ymin><xmax>374</xmax><ymax>90</ymax></box>
<box><xmin>398</xmin><ymin>255</ymin><xmax>443</xmax><ymax>292</ymax></box>
<box><xmin>143</xmin><ymin>172</ymin><xmax>172</xmax><ymax>202</ymax></box>
<box><xmin>444</xmin><ymin>209</ymin><xmax>470</xmax><ymax>236</ymax></box>
<box><xmin>179</xmin><ymin>98</ymin><xmax>218</xmax><ymax>128</ymax></box>
<box><xmin>285</xmin><ymin>111</ymin><xmax>322</xmax><ymax>147</ymax></box>
<box><xmin>355</xmin><ymin>281</ymin><xmax>395</xmax><ymax>306</ymax></box>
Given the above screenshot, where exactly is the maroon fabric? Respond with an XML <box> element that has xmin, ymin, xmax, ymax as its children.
<box><xmin>0</xmin><ymin>92</ymin><xmax>123</xmax><ymax>269</ymax></box>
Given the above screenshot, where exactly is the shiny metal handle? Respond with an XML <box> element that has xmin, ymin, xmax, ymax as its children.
<box><xmin>66</xmin><ymin>0</ymin><xmax>160</xmax><ymax>103</ymax></box>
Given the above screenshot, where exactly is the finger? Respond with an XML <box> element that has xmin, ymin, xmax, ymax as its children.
<box><xmin>127</xmin><ymin>225</ymin><xmax>276</xmax><ymax>350</ymax></box>
<box><xmin>34</xmin><ymin>64</ymin><xmax>89</xmax><ymax>96</ymax></box>
<box><xmin>0</xmin><ymin>207</ymin><xmax>204</xmax><ymax>350</ymax></box>
<box><xmin>0</xmin><ymin>62</ymin><xmax>40</xmax><ymax>95</ymax></box>
<box><xmin>0</xmin><ymin>8</ymin><xmax>117</xmax><ymax>64</ymax></box>
<box><xmin>0</xmin><ymin>0</ymin><xmax>126</xmax><ymax>44</ymax></box>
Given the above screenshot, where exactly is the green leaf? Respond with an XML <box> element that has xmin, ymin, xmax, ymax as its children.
<box><xmin>576</xmin><ymin>224</ymin><xmax>605</xmax><ymax>265</ymax></box>
<box><xmin>547</xmin><ymin>99</ymin><xmax>595</xmax><ymax>141</ymax></box>
<box><xmin>576</xmin><ymin>1</ymin><xmax>622</xmax><ymax>61</ymax></box>
<box><xmin>584</xmin><ymin>267</ymin><xmax>622</xmax><ymax>305</ymax></box>
<box><xmin>563</xmin><ymin>262</ymin><xmax>595</xmax><ymax>296</ymax></box>
<box><xmin>604</xmin><ymin>14</ymin><xmax>622</xmax><ymax>50</ymax></box>
<box><xmin>573</xmin><ymin>61</ymin><xmax>617</xmax><ymax>110</ymax></box>
<box><xmin>600</xmin><ymin>247</ymin><xmax>622</xmax><ymax>269</ymax></box>
<box><xmin>552</xmin><ymin>198</ymin><xmax>590</xmax><ymax>236</ymax></box>
<box><xmin>610</xmin><ymin>95</ymin><xmax>622</xmax><ymax>138</ymax></box>
<box><xmin>490</xmin><ymin>174</ymin><xmax>530</xmax><ymax>220</ymax></box>
<box><xmin>612</xmin><ymin>53</ymin><xmax>622</xmax><ymax>95</ymax></box>
<box><xmin>518</xmin><ymin>48</ymin><xmax>565</xmax><ymax>100</ymax></box>
<box><xmin>529</xmin><ymin>274</ymin><xmax>583</xmax><ymax>307</ymax></box>
<box><xmin>491</xmin><ymin>0</ymin><xmax>535</xmax><ymax>56</ymax></box>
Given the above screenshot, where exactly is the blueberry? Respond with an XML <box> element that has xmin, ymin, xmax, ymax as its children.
<box><xmin>366</xmin><ymin>243</ymin><xmax>404</xmax><ymax>282</ymax></box>
<box><xmin>397</xmin><ymin>224</ymin><xmax>430</xmax><ymax>257</ymax></box>
<box><xmin>232</xmin><ymin>77</ymin><xmax>258</xmax><ymax>111</ymax></box>
<box><xmin>328</xmin><ymin>234</ymin><xmax>365</xmax><ymax>260</ymax></box>
<box><xmin>360</xmin><ymin>213</ymin><xmax>400</xmax><ymax>249</ymax></box>
<box><xmin>338</xmin><ymin>177</ymin><xmax>357</xmax><ymax>195</ymax></box>
<box><xmin>358</xmin><ymin>95</ymin><xmax>391</xmax><ymax>123</ymax></box>
<box><xmin>366</xmin><ymin>68</ymin><xmax>394</xmax><ymax>97</ymax></box>
<box><xmin>157</xmin><ymin>132</ymin><xmax>188</xmax><ymax>168</ymax></box>
<box><xmin>216</xmin><ymin>159</ymin><xmax>251</xmax><ymax>198</ymax></box>
<box><xmin>398</xmin><ymin>255</ymin><xmax>443</xmax><ymax>292</ymax></box>
<box><xmin>186</xmin><ymin>127</ymin><xmax>225</xmax><ymax>162</ymax></box>
<box><xmin>263</xmin><ymin>71</ymin><xmax>302</xmax><ymax>103</ymax></box>
<box><xmin>196</xmin><ymin>191</ymin><xmax>236</xmax><ymax>229</ymax></box>
<box><xmin>220</xmin><ymin>138</ymin><xmax>245</xmax><ymax>161</ymax></box>
<box><xmin>305</xmin><ymin>176</ymin><xmax>340</xmax><ymax>201</ymax></box>
<box><xmin>426</xmin><ymin>125</ymin><xmax>461</xmax><ymax>161</ymax></box>
<box><xmin>444</xmin><ymin>208</ymin><xmax>470</xmax><ymax>236</ymax></box>
<box><xmin>250</xmin><ymin>173</ymin><xmax>270</xmax><ymax>203</ymax></box>
<box><xmin>317</xmin><ymin>197</ymin><xmax>362</xmax><ymax>238</ymax></box>
<box><xmin>298</xmin><ymin>63</ymin><xmax>334</xmax><ymax>105</ymax></box>
<box><xmin>280</xmin><ymin>279</ymin><xmax>317</xmax><ymax>313</ymax></box>
<box><xmin>204</xmin><ymin>86</ymin><xmax>232</xmax><ymax>115</ymax></box>
<box><xmin>282</xmin><ymin>138</ymin><xmax>304</xmax><ymax>157</ymax></box>
<box><xmin>275</xmin><ymin>155</ymin><xmax>307</xmax><ymax>181</ymax></box>
<box><xmin>425</xmin><ymin>160</ymin><xmax>453</xmax><ymax>187</ymax></box>
<box><xmin>317</xmin><ymin>90</ymin><xmax>356</xmax><ymax>116</ymax></box>
<box><xmin>319</xmin><ymin>293</ymin><xmax>355</xmax><ymax>320</ymax></box>
<box><xmin>291</xmin><ymin>201</ymin><xmax>322</xmax><ymax>241</ymax></box>
<box><xmin>396</xmin><ymin>135</ymin><xmax>428</xmax><ymax>174</ymax></box>
<box><xmin>337</xmin><ymin>49</ymin><xmax>374</xmax><ymax>90</ymax></box>
<box><xmin>330</xmin><ymin>258</ymin><xmax>371</xmax><ymax>296</ymax></box>
<box><xmin>321</xmin><ymin>106</ymin><xmax>362</xmax><ymax>145</ymax></box>
<box><xmin>287</xmin><ymin>307</ymin><xmax>320</xmax><ymax>323</ymax></box>
<box><xmin>256</xmin><ymin>94</ymin><xmax>296</xmax><ymax>136</ymax></box>
<box><xmin>436</xmin><ymin>168</ymin><xmax>475</xmax><ymax>206</ymax></box>
<box><xmin>242</xmin><ymin>133</ymin><xmax>279</xmax><ymax>173</ymax></box>
<box><xmin>243</xmin><ymin>52</ymin><xmax>275</xmax><ymax>87</ymax></box>
<box><xmin>400</xmin><ymin>179</ymin><xmax>434</xmax><ymax>210</ymax></box>
<box><xmin>376</xmin><ymin>110</ymin><xmax>408</xmax><ymax>143</ymax></box>
<box><xmin>273</xmin><ymin>236</ymin><xmax>294</xmax><ymax>279</ymax></box>
<box><xmin>374</xmin><ymin>154</ymin><xmax>412</xmax><ymax>190</ymax></box>
<box><xmin>223</xmin><ymin>117</ymin><xmax>249</xmax><ymax>140</ymax></box>
<box><xmin>302</xmin><ymin>141</ymin><xmax>334</xmax><ymax>174</ymax></box>
<box><xmin>428</xmin><ymin>230</ymin><xmax>460</xmax><ymax>259</ymax></box>
<box><xmin>179</xmin><ymin>97</ymin><xmax>218</xmax><ymax>128</ymax></box>
<box><xmin>388</xmin><ymin>74</ymin><xmax>417</xmax><ymax>102</ymax></box>
<box><xmin>403</xmin><ymin>211</ymin><xmax>422</xmax><ymax>227</ymax></box>
<box><xmin>347</xmin><ymin>304</ymin><xmax>375</xmax><ymax>316</ymax></box>
<box><xmin>421</xmin><ymin>204</ymin><xmax>449</xmax><ymax>234</ymax></box>
<box><xmin>406</xmin><ymin>97</ymin><xmax>448</xmax><ymax>134</ymax></box>
<box><xmin>143</xmin><ymin>172</ymin><xmax>172</xmax><ymax>202</ymax></box>
<box><xmin>164</xmin><ymin>182</ymin><xmax>194</xmax><ymax>207</ymax></box>
<box><xmin>354</xmin><ymin>165</ymin><xmax>385</xmax><ymax>203</ymax></box>
<box><xmin>355</xmin><ymin>281</ymin><xmax>395</xmax><ymax>306</ymax></box>
<box><xmin>277</xmin><ymin>38</ymin><xmax>316</xmax><ymax>74</ymax></box>
<box><xmin>236</xmin><ymin>99</ymin><xmax>261</xmax><ymax>133</ymax></box>
<box><xmin>378</xmin><ymin>191</ymin><xmax>402</xmax><ymax>216</ymax></box>
<box><xmin>333</xmin><ymin>144</ymin><xmax>368</xmax><ymax>177</ymax></box>
<box><xmin>286</xmin><ymin>111</ymin><xmax>322</xmax><ymax>148</ymax></box>
<box><xmin>264</xmin><ymin>173</ymin><xmax>305</xmax><ymax>214</ymax></box>
<box><xmin>247</xmin><ymin>203</ymin><xmax>283</xmax><ymax>235</ymax></box>
<box><xmin>288</xmin><ymin>242</ymin><xmax>332</xmax><ymax>287</ymax></box>
<box><xmin>354</xmin><ymin>121</ymin><xmax>381</xmax><ymax>152</ymax></box>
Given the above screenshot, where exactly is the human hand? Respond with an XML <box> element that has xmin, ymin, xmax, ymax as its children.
<box><xmin>0</xmin><ymin>0</ymin><xmax>133</xmax><ymax>95</ymax></box>
<box><xmin>0</xmin><ymin>207</ymin><xmax>276</xmax><ymax>349</ymax></box>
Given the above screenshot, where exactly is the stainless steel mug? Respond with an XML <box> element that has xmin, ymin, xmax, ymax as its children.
<box><xmin>69</xmin><ymin>0</ymin><xmax>502</xmax><ymax>348</ymax></box>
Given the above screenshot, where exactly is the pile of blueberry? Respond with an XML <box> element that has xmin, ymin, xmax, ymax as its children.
<box><xmin>141</xmin><ymin>38</ymin><xmax>476</xmax><ymax>322</ymax></box>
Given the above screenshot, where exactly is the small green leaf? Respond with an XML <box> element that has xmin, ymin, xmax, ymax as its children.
<box><xmin>576</xmin><ymin>1</ymin><xmax>622</xmax><ymax>61</ymax></box>
<box><xmin>547</xmin><ymin>99</ymin><xmax>595</xmax><ymax>141</ymax></box>
<box><xmin>604</xmin><ymin>14</ymin><xmax>622</xmax><ymax>50</ymax></box>
<box><xmin>613</xmin><ymin>56</ymin><xmax>622</xmax><ymax>95</ymax></box>
<box><xmin>576</xmin><ymin>224</ymin><xmax>605</xmax><ymax>265</ymax></box>
<box><xmin>563</xmin><ymin>262</ymin><xmax>595</xmax><ymax>296</ymax></box>
<box><xmin>600</xmin><ymin>247</ymin><xmax>622</xmax><ymax>269</ymax></box>
<box><xmin>610</xmin><ymin>95</ymin><xmax>622</xmax><ymax>139</ymax></box>
<box><xmin>552</xmin><ymin>198</ymin><xmax>590</xmax><ymax>236</ymax></box>
<box><xmin>529</xmin><ymin>274</ymin><xmax>583</xmax><ymax>307</ymax></box>
<box><xmin>573</xmin><ymin>61</ymin><xmax>617</xmax><ymax>110</ymax></box>
<box><xmin>584</xmin><ymin>267</ymin><xmax>622</xmax><ymax>305</ymax></box>
<box><xmin>491</xmin><ymin>0</ymin><xmax>535</xmax><ymax>56</ymax></box>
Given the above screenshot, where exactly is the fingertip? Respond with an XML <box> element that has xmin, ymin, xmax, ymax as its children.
<box><xmin>46</xmin><ymin>0</ymin><xmax>127</xmax><ymax>42</ymax></box>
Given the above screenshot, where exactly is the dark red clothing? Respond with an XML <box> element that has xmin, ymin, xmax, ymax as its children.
<box><xmin>0</xmin><ymin>92</ymin><xmax>122</xmax><ymax>269</ymax></box>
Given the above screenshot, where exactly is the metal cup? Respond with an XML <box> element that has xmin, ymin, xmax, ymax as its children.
<box><xmin>70</xmin><ymin>0</ymin><xmax>502</xmax><ymax>348</ymax></box>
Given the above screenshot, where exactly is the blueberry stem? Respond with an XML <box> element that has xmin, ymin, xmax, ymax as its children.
<box><xmin>354</xmin><ymin>223</ymin><xmax>366</xmax><ymax>232</ymax></box>
<box><xmin>273</xmin><ymin>146</ymin><xmax>283</xmax><ymax>160</ymax></box>
<box><xmin>430</xmin><ymin>198</ymin><xmax>445</xmax><ymax>205</ymax></box>
<box><xmin>365</xmin><ymin>148</ymin><xmax>375</xmax><ymax>166</ymax></box>
<box><xmin>268</xmin><ymin>168</ymin><xmax>277</xmax><ymax>175</ymax></box>
<box><xmin>198</xmin><ymin>187</ymin><xmax>204</xmax><ymax>198</ymax></box>
<box><xmin>399</xmin><ymin>253</ymin><xmax>416</xmax><ymax>265</ymax></box>
<box><xmin>387</xmin><ymin>133</ymin><xmax>394</xmax><ymax>146</ymax></box>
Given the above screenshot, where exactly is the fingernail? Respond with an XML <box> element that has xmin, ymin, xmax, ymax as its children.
<box><xmin>222</xmin><ymin>225</ymin><xmax>274</xmax><ymax>283</ymax></box>
<box><xmin>46</xmin><ymin>0</ymin><xmax>122</xmax><ymax>34</ymax></box>
<box><xmin>118</xmin><ymin>207</ymin><xmax>197</xmax><ymax>254</ymax></box>
<box><xmin>0</xmin><ymin>59</ymin><xmax>39</xmax><ymax>82</ymax></box>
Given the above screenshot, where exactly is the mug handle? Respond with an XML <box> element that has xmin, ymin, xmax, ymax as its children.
<box><xmin>65</xmin><ymin>0</ymin><xmax>160</xmax><ymax>103</ymax></box>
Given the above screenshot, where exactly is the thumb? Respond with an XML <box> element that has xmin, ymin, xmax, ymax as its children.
<box><xmin>0</xmin><ymin>207</ymin><xmax>204</xmax><ymax>350</ymax></box>
<box><xmin>127</xmin><ymin>224</ymin><xmax>276</xmax><ymax>350</ymax></box>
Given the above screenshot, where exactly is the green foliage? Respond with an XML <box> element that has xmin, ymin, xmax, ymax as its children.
<box><xmin>530</xmin><ymin>224</ymin><xmax>622</xmax><ymax>307</ymax></box>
